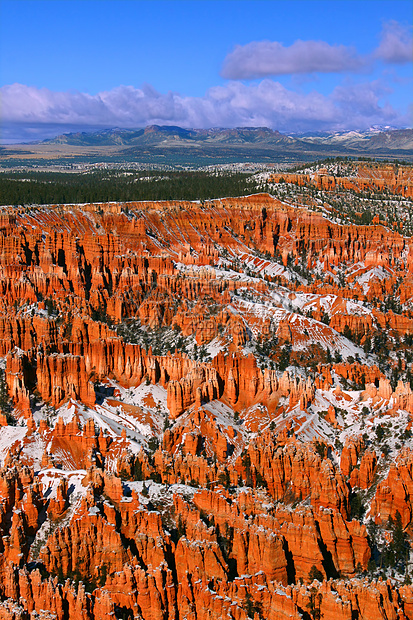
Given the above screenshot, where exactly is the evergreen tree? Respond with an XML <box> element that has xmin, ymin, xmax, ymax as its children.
<box><xmin>0</xmin><ymin>368</ymin><xmax>15</xmax><ymax>425</ymax></box>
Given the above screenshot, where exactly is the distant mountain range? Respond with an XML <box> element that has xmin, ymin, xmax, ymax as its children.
<box><xmin>297</xmin><ymin>128</ymin><xmax>413</xmax><ymax>152</ymax></box>
<box><xmin>41</xmin><ymin>125</ymin><xmax>300</xmax><ymax>148</ymax></box>
<box><xmin>42</xmin><ymin>125</ymin><xmax>413</xmax><ymax>154</ymax></box>
<box><xmin>2</xmin><ymin>125</ymin><xmax>412</xmax><ymax>167</ymax></box>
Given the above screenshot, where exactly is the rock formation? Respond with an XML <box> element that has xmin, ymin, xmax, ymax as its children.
<box><xmin>0</xmin><ymin>164</ymin><xmax>412</xmax><ymax>618</ymax></box>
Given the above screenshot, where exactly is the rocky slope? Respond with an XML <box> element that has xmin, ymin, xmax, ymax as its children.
<box><xmin>0</xmin><ymin>162</ymin><xmax>413</xmax><ymax>618</ymax></box>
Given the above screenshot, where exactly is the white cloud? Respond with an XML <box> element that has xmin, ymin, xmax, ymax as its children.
<box><xmin>375</xmin><ymin>20</ymin><xmax>413</xmax><ymax>64</ymax></box>
<box><xmin>220</xmin><ymin>22</ymin><xmax>412</xmax><ymax>82</ymax></box>
<box><xmin>221</xmin><ymin>40</ymin><xmax>364</xmax><ymax>79</ymax></box>
<box><xmin>0</xmin><ymin>80</ymin><xmax>407</xmax><ymax>143</ymax></box>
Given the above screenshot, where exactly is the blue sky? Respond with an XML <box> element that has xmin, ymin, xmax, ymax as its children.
<box><xmin>1</xmin><ymin>0</ymin><xmax>412</xmax><ymax>142</ymax></box>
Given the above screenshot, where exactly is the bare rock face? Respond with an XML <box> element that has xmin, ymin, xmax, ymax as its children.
<box><xmin>370</xmin><ymin>449</ymin><xmax>413</xmax><ymax>527</ymax></box>
<box><xmin>47</xmin><ymin>477</ymin><xmax>68</xmax><ymax>520</ymax></box>
<box><xmin>39</xmin><ymin>507</ymin><xmax>131</xmax><ymax>579</ymax></box>
<box><xmin>270</xmin><ymin>163</ymin><xmax>413</xmax><ymax>198</ymax></box>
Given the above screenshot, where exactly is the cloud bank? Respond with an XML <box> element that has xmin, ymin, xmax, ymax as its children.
<box><xmin>220</xmin><ymin>20</ymin><xmax>412</xmax><ymax>80</ymax></box>
<box><xmin>221</xmin><ymin>40</ymin><xmax>364</xmax><ymax>79</ymax></box>
<box><xmin>1</xmin><ymin>80</ymin><xmax>406</xmax><ymax>143</ymax></box>
<box><xmin>375</xmin><ymin>20</ymin><xmax>413</xmax><ymax>63</ymax></box>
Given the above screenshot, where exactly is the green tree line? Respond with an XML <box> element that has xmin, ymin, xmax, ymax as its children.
<box><xmin>0</xmin><ymin>170</ymin><xmax>261</xmax><ymax>205</ymax></box>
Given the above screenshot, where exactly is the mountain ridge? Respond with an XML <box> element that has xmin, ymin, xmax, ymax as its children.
<box><xmin>2</xmin><ymin>125</ymin><xmax>411</xmax><ymax>167</ymax></box>
<box><xmin>41</xmin><ymin>124</ymin><xmax>413</xmax><ymax>152</ymax></box>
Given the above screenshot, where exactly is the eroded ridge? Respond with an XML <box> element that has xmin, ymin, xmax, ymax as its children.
<box><xmin>0</xmin><ymin>170</ymin><xmax>413</xmax><ymax>619</ymax></box>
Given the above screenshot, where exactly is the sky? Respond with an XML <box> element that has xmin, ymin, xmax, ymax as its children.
<box><xmin>0</xmin><ymin>0</ymin><xmax>412</xmax><ymax>143</ymax></box>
